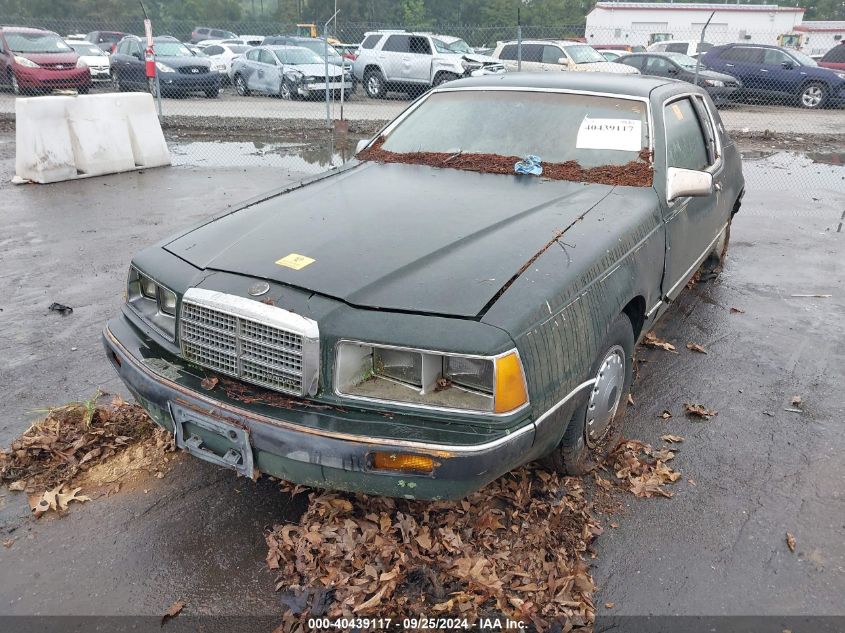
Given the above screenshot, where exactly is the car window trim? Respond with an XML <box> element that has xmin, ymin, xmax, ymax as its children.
<box><xmin>661</xmin><ymin>92</ymin><xmax>723</xmax><ymax>206</ymax></box>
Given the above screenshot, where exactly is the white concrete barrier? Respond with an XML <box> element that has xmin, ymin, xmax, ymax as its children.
<box><xmin>14</xmin><ymin>92</ymin><xmax>170</xmax><ymax>184</ymax></box>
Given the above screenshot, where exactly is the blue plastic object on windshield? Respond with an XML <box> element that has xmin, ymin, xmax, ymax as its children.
<box><xmin>514</xmin><ymin>155</ymin><xmax>543</xmax><ymax>176</ymax></box>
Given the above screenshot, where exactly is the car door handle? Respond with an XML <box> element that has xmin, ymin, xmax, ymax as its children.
<box><xmin>760</xmin><ymin>69</ymin><xmax>769</xmax><ymax>72</ymax></box>
<box><xmin>725</xmin><ymin>63</ymin><xmax>735</xmax><ymax>67</ymax></box>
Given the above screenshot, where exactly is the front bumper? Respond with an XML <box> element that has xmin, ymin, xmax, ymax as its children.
<box><xmin>88</xmin><ymin>67</ymin><xmax>111</xmax><ymax>82</ymax></box>
<box><xmin>14</xmin><ymin>65</ymin><xmax>91</xmax><ymax>89</ymax></box>
<box><xmin>102</xmin><ymin>316</ymin><xmax>535</xmax><ymax>500</ymax></box>
<box><xmin>705</xmin><ymin>84</ymin><xmax>740</xmax><ymax>105</ymax></box>
<box><xmin>157</xmin><ymin>71</ymin><xmax>221</xmax><ymax>93</ymax></box>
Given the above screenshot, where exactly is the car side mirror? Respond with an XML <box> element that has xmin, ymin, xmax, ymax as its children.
<box><xmin>558</xmin><ymin>57</ymin><xmax>573</xmax><ymax>67</ymax></box>
<box><xmin>132</xmin><ymin>51</ymin><xmax>142</xmax><ymax>60</ymax></box>
<box><xmin>356</xmin><ymin>139</ymin><xmax>371</xmax><ymax>154</ymax></box>
<box><xmin>781</xmin><ymin>61</ymin><xmax>794</xmax><ymax>69</ymax></box>
<box><xmin>666</xmin><ymin>167</ymin><xmax>713</xmax><ymax>202</ymax></box>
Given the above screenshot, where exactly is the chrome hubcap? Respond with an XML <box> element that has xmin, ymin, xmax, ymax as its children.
<box><xmin>802</xmin><ymin>86</ymin><xmax>822</xmax><ymax>107</ymax></box>
<box><xmin>586</xmin><ymin>345</ymin><xmax>626</xmax><ymax>447</ymax></box>
<box><xmin>367</xmin><ymin>76</ymin><xmax>380</xmax><ymax>94</ymax></box>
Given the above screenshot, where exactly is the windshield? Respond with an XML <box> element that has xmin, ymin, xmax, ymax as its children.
<box><xmin>378</xmin><ymin>91</ymin><xmax>649</xmax><ymax>170</ymax></box>
<box><xmin>563</xmin><ymin>44</ymin><xmax>607</xmax><ymax>64</ymax></box>
<box><xmin>665</xmin><ymin>52</ymin><xmax>699</xmax><ymax>69</ymax></box>
<box><xmin>432</xmin><ymin>38</ymin><xmax>453</xmax><ymax>54</ymax></box>
<box><xmin>789</xmin><ymin>50</ymin><xmax>817</xmax><ymax>67</ymax></box>
<box><xmin>155</xmin><ymin>41</ymin><xmax>193</xmax><ymax>57</ymax></box>
<box><xmin>5</xmin><ymin>32</ymin><xmax>72</xmax><ymax>54</ymax></box>
<box><xmin>68</xmin><ymin>42</ymin><xmax>106</xmax><ymax>56</ymax></box>
<box><xmin>299</xmin><ymin>40</ymin><xmax>339</xmax><ymax>58</ymax></box>
<box><xmin>448</xmin><ymin>39</ymin><xmax>474</xmax><ymax>54</ymax></box>
<box><xmin>276</xmin><ymin>47</ymin><xmax>324</xmax><ymax>65</ymax></box>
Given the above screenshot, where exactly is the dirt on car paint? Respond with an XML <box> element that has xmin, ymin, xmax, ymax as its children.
<box><xmin>357</xmin><ymin>137</ymin><xmax>654</xmax><ymax>187</ymax></box>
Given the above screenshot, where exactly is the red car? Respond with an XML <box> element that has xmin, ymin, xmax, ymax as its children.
<box><xmin>818</xmin><ymin>43</ymin><xmax>845</xmax><ymax>71</ymax></box>
<box><xmin>0</xmin><ymin>26</ymin><xmax>92</xmax><ymax>94</ymax></box>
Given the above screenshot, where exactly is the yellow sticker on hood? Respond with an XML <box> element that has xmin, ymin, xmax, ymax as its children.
<box><xmin>275</xmin><ymin>253</ymin><xmax>315</xmax><ymax>270</ymax></box>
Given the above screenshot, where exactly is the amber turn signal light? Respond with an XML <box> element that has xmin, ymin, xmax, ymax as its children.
<box><xmin>371</xmin><ymin>452</ymin><xmax>435</xmax><ymax>474</ymax></box>
<box><xmin>494</xmin><ymin>351</ymin><xmax>528</xmax><ymax>414</ymax></box>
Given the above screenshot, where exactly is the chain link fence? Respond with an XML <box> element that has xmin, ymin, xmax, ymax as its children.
<box><xmin>0</xmin><ymin>16</ymin><xmax>843</xmax><ymax>188</ymax></box>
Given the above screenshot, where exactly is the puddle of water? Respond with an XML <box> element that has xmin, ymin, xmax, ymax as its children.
<box><xmin>169</xmin><ymin>137</ymin><xmax>363</xmax><ymax>174</ymax></box>
<box><xmin>740</xmin><ymin>151</ymin><xmax>844</xmax><ymax>194</ymax></box>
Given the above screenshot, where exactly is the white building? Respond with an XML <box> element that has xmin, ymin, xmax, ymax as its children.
<box><xmin>585</xmin><ymin>2</ymin><xmax>805</xmax><ymax>48</ymax></box>
<box><xmin>793</xmin><ymin>21</ymin><xmax>845</xmax><ymax>57</ymax></box>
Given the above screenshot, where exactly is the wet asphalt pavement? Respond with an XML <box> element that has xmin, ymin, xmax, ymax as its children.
<box><xmin>0</xmin><ymin>131</ymin><xmax>843</xmax><ymax>626</ymax></box>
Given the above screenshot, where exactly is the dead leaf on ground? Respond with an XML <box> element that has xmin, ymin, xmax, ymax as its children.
<box><xmin>684</xmin><ymin>403</ymin><xmax>717</xmax><ymax>419</ymax></box>
<box><xmin>200</xmin><ymin>376</ymin><xmax>219</xmax><ymax>391</ymax></box>
<box><xmin>686</xmin><ymin>343</ymin><xmax>707</xmax><ymax>354</ymax></box>
<box><xmin>609</xmin><ymin>440</ymin><xmax>681</xmax><ymax>499</ymax></box>
<box><xmin>643</xmin><ymin>332</ymin><xmax>677</xmax><ymax>352</ymax></box>
<box><xmin>660</xmin><ymin>434</ymin><xmax>684</xmax><ymax>443</ymax></box>
<box><xmin>791</xmin><ymin>395</ymin><xmax>802</xmax><ymax>407</ymax></box>
<box><xmin>660</xmin><ymin>410</ymin><xmax>672</xmax><ymax>419</ymax></box>
<box><xmin>2</xmin><ymin>538</ymin><xmax>13</xmax><ymax>548</ymax></box>
<box><xmin>161</xmin><ymin>600</ymin><xmax>185</xmax><ymax>626</ymax></box>
<box><xmin>627</xmin><ymin>393</ymin><xmax>635</xmax><ymax>406</ymax></box>
<box><xmin>786</xmin><ymin>533</ymin><xmax>796</xmax><ymax>552</ymax></box>
<box><xmin>729</xmin><ymin>307</ymin><xmax>745</xmax><ymax>314</ymax></box>
<box><xmin>605</xmin><ymin>602</ymin><xmax>615</xmax><ymax>609</ymax></box>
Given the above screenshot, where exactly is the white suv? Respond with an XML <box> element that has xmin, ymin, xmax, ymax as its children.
<box><xmin>352</xmin><ymin>31</ymin><xmax>505</xmax><ymax>98</ymax></box>
<box><xmin>492</xmin><ymin>40</ymin><xmax>639</xmax><ymax>74</ymax></box>
<box><xmin>647</xmin><ymin>40</ymin><xmax>714</xmax><ymax>58</ymax></box>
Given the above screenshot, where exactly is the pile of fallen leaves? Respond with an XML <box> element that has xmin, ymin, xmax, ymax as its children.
<box><xmin>267</xmin><ymin>468</ymin><xmax>600</xmax><ymax>631</ymax></box>
<box><xmin>608</xmin><ymin>440</ymin><xmax>681</xmax><ymax>499</ymax></box>
<box><xmin>0</xmin><ymin>394</ymin><xmax>161</xmax><ymax>499</ymax></box>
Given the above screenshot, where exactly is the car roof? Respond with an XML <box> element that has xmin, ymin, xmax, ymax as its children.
<box><xmin>718</xmin><ymin>42</ymin><xmax>781</xmax><ymax>50</ymax></box>
<box><xmin>263</xmin><ymin>45</ymin><xmax>314</xmax><ymax>52</ymax></box>
<box><xmin>1</xmin><ymin>26</ymin><xmax>54</xmax><ymax>34</ymax></box>
<box><xmin>441</xmin><ymin>71</ymin><xmax>674</xmax><ymax>97</ymax></box>
<box><xmin>500</xmin><ymin>39</ymin><xmax>586</xmax><ymax>46</ymax></box>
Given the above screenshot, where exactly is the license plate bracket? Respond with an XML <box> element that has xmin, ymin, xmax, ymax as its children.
<box><xmin>170</xmin><ymin>404</ymin><xmax>255</xmax><ymax>479</ymax></box>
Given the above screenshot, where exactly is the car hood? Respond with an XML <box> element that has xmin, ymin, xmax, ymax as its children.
<box><xmin>290</xmin><ymin>62</ymin><xmax>344</xmax><ymax>77</ymax></box>
<box><xmin>165</xmin><ymin>162</ymin><xmax>614</xmax><ymax>318</ymax></box>
<box><xmin>695</xmin><ymin>68</ymin><xmax>738</xmax><ymax>83</ymax></box>
<box><xmin>159</xmin><ymin>55</ymin><xmax>211</xmax><ymax>68</ymax></box>
<box><xmin>12</xmin><ymin>51</ymin><xmax>78</xmax><ymax>65</ymax></box>
<box><xmin>576</xmin><ymin>61</ymin><xmax>639</xmax><ymax>74</ymax></box>
<box><xmin>463</xmin><ymin>53</ymin><xmax>503</xmax><ymax>65</ymax></box>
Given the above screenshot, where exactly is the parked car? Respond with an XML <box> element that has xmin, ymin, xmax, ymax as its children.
<box><xmin>66</xmin><ymin>39</ymin><xmax>112</xmax><ymax>84</ymax></box>
<box><xmin>818</xmin><ymin>43</ymin><xmax>845</xmax><ymax>71</ymax></box>
<box><xmin>596</xmin><ymin>49</ymin><xmax>623</xmax><ymax>61</ymax></box>
<box><xmin>334</xmin><ymin>43</ymin><xmax>359</xmax><ymax>61</ymax></box>
<box><xmin>238</xmin><ymin>35</ymin><xmax>264</xmax><ymax>46</ymax></box>
<box><xmin>262</xmin><ymin>35</ymin><xmax>346</xmax><ymax>68</ymax></box>
<box><xmin>492</xmin><ymin>40</ymin><xmax>639</xmax><ymax>75</ymax></box>
<box><xmin>199</xmin><ymin>42</ymin><xmax>250</xmax><ymax>80</ymax></box>
<box><xmin>647</xmin><ymin>40</ymin><xmax>713</xmax><ymax>58</ymax></box>
<box><xmin>353</xmin><ymin>31</ymin><xmax>505</xmax><ymax>98</ymax></box>
<box><xmin>85</xmin><ymin>30</ymin><xmax>130</xmax><ymax>54</ymax></box>
<box><xmin>103</xmin><ymin>72</ymin><xmax>743</xmax><ymax>500</ymax></box>
<box><xmin>231</xmin><ymin>45</ymin><xmax>352</xmax><ymax>100</ymax></box>
<box><xmin>617</xmin><ymin>52</ymin><xmax>741</xmax><ymax>105</ymax></box>
<box><xmin>701</xmin><ymin>43</ymin><xmax>845</xmax><ymax>109</ymax></box>
<box><xmin>589</xmin><ymin>43</ymin><xmax>646</xmax><ymax>53</ymax></box>
<box><xmin>111</xmin><ymin>35</ymin><xmax>220</xmax><ymax>98</ymax></box>
<box><xmin>0</xmin><ymin>26</ymin><xmax>91</xmax><ymax>94</ymax></box>
<box><xmin>190</xmin><ymin>27</ymin><xmax>238</xmax><ymax>44</ymax></box>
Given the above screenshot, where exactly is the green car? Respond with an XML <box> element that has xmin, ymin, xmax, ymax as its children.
<box><xmin>103</xmin><ymin>73</ymin><xmax>744</xmax><ymax>500</ymax></box>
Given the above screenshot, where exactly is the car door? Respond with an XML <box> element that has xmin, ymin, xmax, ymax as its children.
<box><xmin>256</xmin><ymin>49</ymin><xmax>281</xmax><ymax>93</ymax></box>
<box><xmin>759</xmin><ymin>48</ymin><xmax>804</xmax><ymax>96</ymax></box>
<box><xmin>239</xmin><ymin>48</ymin><xmax>260</xmax><ymax>88</ymax></box>
<box><xmin>660</xmin><ymin>95</ymin><xmax>728</xmax><ymax>300</ymax></box>
<box><xmin>719</xmin><ymin>46</ymin><xmax>765</xmax><ymax>93</ymax></box>
<box><xmin>643</xmin><ymin>55</ymin><xmax>678</xmax><ymax>79</ymax></box>
<box><xmin>406</xmin><ymin>36</ymin><xmax>433</xmax><ymax>83</ymax></box>
<box><xmin>380</xmin><ymin>34</ymin><xmax>409</xmax><ymax>81</ymax></box>
<box><xmin>542</xmin><ymin>44</ymin><xmax>568</xmax><ymax>71</ymax></box>
<box><xmin>125</xmin><ymin>39</ymin><xmax>146</xmax><ymax>86</ymax></box>
<box><xmin>111</xmin><ymin>40</ymin><xmax>137</xmax><ymax>86</ymax></box>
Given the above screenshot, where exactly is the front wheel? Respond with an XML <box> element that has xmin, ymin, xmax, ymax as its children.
<box><xmin>799</xmin><ymin>82</ymin><xmax>827</xmax><ymax>109</ymax></box>
<box><xmin>364</xmin><ymin>69</ymin><xmax>386</xmax><ymax>99</ymax></box>
<box><xmin>233</xmin><ymin>73</ymin><xmax>249</xmax><ymax>96</ymax></box>
<box><xmin>546</xmin><ymin>313</ymin><xmax>634</xmax><ymax>475</ymax></box>
<box><xmin>279</xmin><ymin>79</ymin><xmax>295</xmax><ymax>100</ymax></box>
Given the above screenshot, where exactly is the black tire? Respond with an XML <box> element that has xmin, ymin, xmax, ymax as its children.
<box><xmin>233</xmin><ymin>73</ymin><xmax>250</xmax><ymax>96</ymax></box>
<box><xmin>798</xmin><ymin>82</ymin><xmax>827</xmax><ymax>109</ymax></box>
<box><xmin>433</xmin><ymin>72</ymin><xmax>459</xmax><ymax>87</ymax></box>
<box><xmin>78</xmin><ymin>86</ymin><xmax>89</xmax><ymax>95</ymax></box>
<box><xmin>279</xmin><ymin>79</ymin><xmax>295</xmax><ymax>100</ymax></box>
<box><xmin>204</xmin><ymin>87</ymin><xmax>219</xmax><ymax>98</ymax></box>
<box><xmin>110</xmin><ymin>71</ymin><xmax>124</xmax><ymax>92</ymax></box>
<box><xmin>363</xmin><ymin>69</ymin><xmax>386</xmax><ymax>99</ymax></box>
<box><xmin>546</xmin><ymin>314</ymin><xmax>635</xmax><ymax>475</ymax></box>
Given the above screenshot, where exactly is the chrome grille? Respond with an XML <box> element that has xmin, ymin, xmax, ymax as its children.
<box><xmin>179</xmin><ymin>288</ymin><xmax>320</xmax><ymax>397</ymax></box>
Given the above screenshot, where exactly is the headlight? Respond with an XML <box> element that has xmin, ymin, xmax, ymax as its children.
<box><xmin>703</xmin><ymin>79</ymin><xmax>725</xmax><ymax>87</ymax></box>
<box><xmin>303</xmin><ymin>75</ymin><xmax>316</xmax><ymax>82</ymax></box>
<box><xmin>76</xmin><ymin>58</ymin><xmax>88</xmax><ymax>69</ymax></box>
<box><xmin>334</xmin><ymin>342</ymin><xmax>528</xmax><ymax>414</ymax></box>
<box><xmin>155</xmin><ymin>62</ymin><xmax>175</xmax><ymax>73</ymax></box>
<box><xmin>14</xmin><ymin>55</ymin><xmax>39</xmax><ymax>68</ymax></box>
<box><xmin>126</xmin><ymin>266</ymin><xmax>178</xmax><ymax>340</ymax></box>
<box><xmin>835</xmin><ymin>72</ymin><xmax>845</xmax><ymax>80</ymax></box>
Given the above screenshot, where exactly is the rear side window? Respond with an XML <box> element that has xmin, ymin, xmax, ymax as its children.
<box><xmin>821</xmin><ymin>45</ymin><xmax>845</xmax><ymax>63</ymax></box>
<box><xmin>645</xmin><ymin>56</ymin><xmax>673</xmax><ymax>74</ymax></box>
<box><xmin>763</xmin><ymin>48</ymin><xmax>792</xmax><ymax>65</ymax></box>
<box><xmin>210</xmin><ymin>30</ymin><xmax>226</xmax><ymax>38</ymax></box>
<box><xmin>258</xmin><ymin>49</ymin><xmax>276</xmax><ymax>65</ymax></box>
<box><xmin>361</xmin><ymin>34</ymin><xmax>380</xmax><ymax>49</ymax></box>
<box><xmin>720</xmin><ymin>47</ymin><xmax>764</xmax><ymax>63</ymax></box>
<box><xmin>383</xmin><ymin>35</ymin><xmax>410</xmax><ymax>53</ymax></box>
<box><xmin>522</xmin><ymin>44</ymin><xmax>544</xmax><ymax>63</ymax></box>
<box><xmin>498</xmin><ymin>43</ymin><xmax>518</xmax><ymax>60</ymax></box>
<box><xmin>204</xmin><ymin>45</ymin><xmax>224</xmax><ymax>56</ymax></box>
<box><xmin>409</xmin><ymin>36</ymin><xmax>431</xmax><ymax>55</ymax></box>
<box><xmin>621</xmin><ymin>55</ymin><xmax>645</xmax><ymax>70</ymax></box>
<box><xmin>664</xmin><ymin>97</ymin><xmax>709</xmax><ymax>172</ymax></box>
